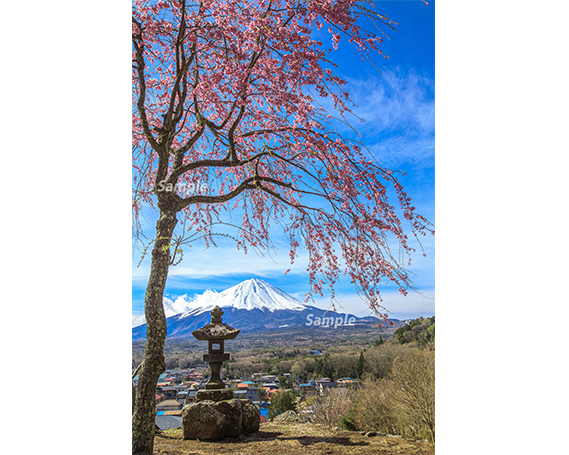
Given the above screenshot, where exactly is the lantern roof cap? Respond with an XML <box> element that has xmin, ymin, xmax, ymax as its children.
<box><xmin>191</xmin><ymin>306</ymin><xmax>240</xmax><ymax>341</ymax></box>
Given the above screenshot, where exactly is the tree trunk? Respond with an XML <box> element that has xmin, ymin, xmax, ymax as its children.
<box><xmin>132</xmin><ymin>209</ymin><xmax>177</xmax><ymax>455</ymax></box>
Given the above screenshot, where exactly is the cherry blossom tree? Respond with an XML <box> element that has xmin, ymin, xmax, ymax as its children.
<box><xmin>132</xmin><ymin>0</ymin><xmax>433</xmax><ymax>453</ymax></box>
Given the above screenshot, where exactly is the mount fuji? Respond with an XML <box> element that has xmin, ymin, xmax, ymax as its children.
<box><xmin>132</xmin><ymin>278</ymin><xmax>376</xmax><ymax>340</ymax></box>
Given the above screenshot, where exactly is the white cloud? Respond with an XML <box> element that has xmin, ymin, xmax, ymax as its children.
<box><xmin>132</xmin><ymin>290</ymin><xmax>219</xmax><ymax>327</ymax></box>
<box><xmin>163</xmin><ymin>294</ymin><xmax>193</xmax><ymax>316</ymax></box>
<box><xmin>132</xmin><ymin>314</ymin><xmax>146</xmax><ymax>328</ymax></box>
<box><xmin>132</xmin><ymin>286</ymin><xmax>434</xmax><ymax>327</ymax></box>
<box><xmin>311</xmin><ymin>289</ymin><xmax>435</xmax><ymax>320</ymax></box>
<box><xmin>164</xmin><ymin>289</ymin><xmax>236</xmax><ymax>315</ymax></box>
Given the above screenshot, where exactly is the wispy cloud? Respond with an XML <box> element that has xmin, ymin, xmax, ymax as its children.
<box><xmin>370</xmin><ymin>135</ymin><xmax>434</xmax><ymax>167</ymax></box>
<box><xmin>335</xmin><ymin>69</ymin><xmax>435</xmax><ymax>168</ymax></box>
<box><xmin>347</xmin><ymin>69</ymin><xmax>434</xmax><ymax>134</ymax></box>
<box><xmin>133</xmin><ymin>244</ymin><xmax>310</xmax><ymax>281</ymax></box>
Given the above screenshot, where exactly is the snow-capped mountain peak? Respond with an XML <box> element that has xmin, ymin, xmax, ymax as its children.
<box><xmin>221</xmin><ymin>278</ymin><xmax>309</xmax><ymax>311</ymax></box>
<box><xmin>133</xmin><ymin>279</ymin><xmax>381</xmax><ymax>339</ymax></box>
<box><xmin>179</xmin><ymin>278</ymin><xmax>309</xmax><ymax>319</ymax></box>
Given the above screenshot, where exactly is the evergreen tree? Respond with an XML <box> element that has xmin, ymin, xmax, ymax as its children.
<box><xmin>356</xmin><ymin>351</ymin><xmax>366</xmax><ymax>378</ymax></box>
<box><xmin>268</xmin><ymin>390</ymin><xmax>297</xmax><ymax>419</ymax></box>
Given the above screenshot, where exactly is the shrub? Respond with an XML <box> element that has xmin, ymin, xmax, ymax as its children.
<box><xmin>346</xmin><ymin>349</ymin><xmax>435</xmax><ymax>441</ymax></box>
<box><xmin>339</xmin><ymin>415</ymin><xmax>358</xmax><ymax>431</ymax></box>
<box><xmin>306</xmin><ymin>388</ymin><xmax>351</xmax><ymax>428</ymax></box>
<box><xmin>348</xmin><ymin>376</ymin><xmax>401</xmax><ymax>435</ymax></box>
<box><xmin>391</xmin><ymin>349</ymin><xmax>435</xmax><ymax>441</ymax></box>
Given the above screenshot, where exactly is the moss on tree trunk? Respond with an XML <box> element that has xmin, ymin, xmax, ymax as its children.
<box><xmin>132</xmin><ymin>209</ymin><xmax>177</xmax><ymax>455</ymax></box>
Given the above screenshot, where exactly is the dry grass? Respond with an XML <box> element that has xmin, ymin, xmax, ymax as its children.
<box><xmin>153</xmin><ymin>421</ymin><xmax>434</xmax><ymax>455</ymax></box>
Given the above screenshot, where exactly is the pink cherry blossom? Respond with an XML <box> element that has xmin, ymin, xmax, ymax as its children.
<box><xmin>132</xmin><ymin>0</ymin><xmax>434</xmax><ymax>316</ymax></box>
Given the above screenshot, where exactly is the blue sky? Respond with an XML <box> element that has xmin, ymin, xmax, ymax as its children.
<box><xmin>132</xmin><ymin>1</ymin><xmax>435</xmax><ymax>326</ymax></box>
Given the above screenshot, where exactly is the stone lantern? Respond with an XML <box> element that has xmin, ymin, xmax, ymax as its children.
<box><xmin>191</xmin><ymin>306</ymin><xmax>240</xmax><ymax>401</ymax></box>
<box><xmin>182</xmin><ymin>305</ymin><xmax>261</xmax><ymax>440</ymax></box>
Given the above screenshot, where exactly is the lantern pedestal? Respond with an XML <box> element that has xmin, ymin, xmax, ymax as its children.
<box><xmin>196</xmin><ymin>388</ymin><xmax>233</xmax><ymax>402</ymax></box>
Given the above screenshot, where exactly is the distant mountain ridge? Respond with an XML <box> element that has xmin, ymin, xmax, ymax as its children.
<box><xmin>132</xmin><ymin>279</ymin><xmax>378</xmax><ymax>340</ymax></box>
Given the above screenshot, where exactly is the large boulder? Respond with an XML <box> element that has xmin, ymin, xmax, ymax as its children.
<box><xmin>240</xmin><ymin>400</ymin><xmax>261</xmax><ymax>431</ymax></box>
<box><xmin>182</xmin><ymin>399</ymin><xmax>260</xmax><ymax>440</ymax></box>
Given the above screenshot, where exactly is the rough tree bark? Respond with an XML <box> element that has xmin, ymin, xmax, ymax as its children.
<box><xmin>132</xmin><ymin>208</ymin><xmax>177</xmax><ymax>455</ymax></box>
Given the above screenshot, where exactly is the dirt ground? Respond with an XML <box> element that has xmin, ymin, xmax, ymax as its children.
<box><xmin>153</xmin><ymin>422</ymin><xmax>435</xmax><ymax>455</ymax></box>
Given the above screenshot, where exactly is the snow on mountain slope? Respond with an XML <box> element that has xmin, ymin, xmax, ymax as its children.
<box><xmin>178</xmin><ymin>278</ymin><xmax>309</xmax><ymax>319</ymax></box>
<box><xmin>132</xmin><ymin>278</ymin><xmax>384</xmax><ymax>339</ymax></box>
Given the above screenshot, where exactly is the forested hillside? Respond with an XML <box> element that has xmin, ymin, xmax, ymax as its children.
<box><xmin>394</xmin><ymin>317</ymin><xmax>435</xmax><ymax>347</ymax></box>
